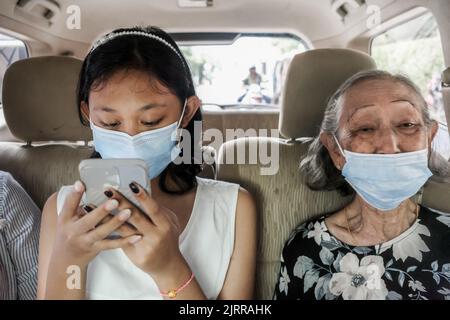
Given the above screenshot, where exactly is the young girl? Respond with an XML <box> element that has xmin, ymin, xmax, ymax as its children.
<box><xmin>37</xmin><ymin>26</ymin><xmax>256</xmax><ymax>300</ymax></box>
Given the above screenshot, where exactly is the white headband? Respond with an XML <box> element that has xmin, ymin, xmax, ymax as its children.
<box><xmin>90</xmin><ymin>30</ymin><xmax>185</xmax><ymax>66</ymax></box>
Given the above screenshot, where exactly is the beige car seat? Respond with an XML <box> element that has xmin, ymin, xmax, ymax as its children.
<box><xmin>0</xmin><ymin>56</ymin><xmax>92</xmax><ymax>209</ymax></box>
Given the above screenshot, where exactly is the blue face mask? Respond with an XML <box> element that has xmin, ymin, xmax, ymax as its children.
<box><xmin>334</xmin><ymin>136</ymin><xmax>433</xmax><ymax>211</ymax></box>
<box><xmin>90</xmin><ymin>100</ymin><xmax>187</xmax><ymax>180</ymax></box>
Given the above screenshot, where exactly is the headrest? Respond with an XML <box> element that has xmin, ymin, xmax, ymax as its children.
<box><xmin>279</xmin><ymin>49</ymin><xmax>377</xmax><ymax>139</ymax></box>
<box><xmin>2</xmin><ymin>56</ymin><xmax>92</xmax><ymax>142</ymax></box>
<box><xmin>442</xmin><ymin>67</ymin><xmax>450</xmax><ymax>83</ymax></box>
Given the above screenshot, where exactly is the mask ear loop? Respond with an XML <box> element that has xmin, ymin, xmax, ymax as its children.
<box><xmin>175</xmin><ymin>99</ymin><xmax>188</xmax><ymax>147</ymax></box>
<box><xmin>333</xmin><ymin>134</ymin><xmax>346</xmax><ymax>159</ymax></box>
<box><xmin>177</xmin><ymin>99</ymin><xmax>188</xmax><ymax>129</ymax></box>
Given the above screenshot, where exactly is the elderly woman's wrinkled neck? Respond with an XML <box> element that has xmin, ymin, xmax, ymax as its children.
<box><xmin>326</xmin><ymin>197</ymin><xmax>420</xmax><ymax>247</ymax></box>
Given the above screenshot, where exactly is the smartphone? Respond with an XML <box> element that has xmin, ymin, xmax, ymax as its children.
<box><xmin>79</xmin><ymin>158</ymin><xmax>150</xmax><ymax>214</ymax></box>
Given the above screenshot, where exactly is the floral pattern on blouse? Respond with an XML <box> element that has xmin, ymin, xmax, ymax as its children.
<box><xmin>274</xmin><ymin>206</ymin><xmax>450</xmax><ymax>300</ymax></box>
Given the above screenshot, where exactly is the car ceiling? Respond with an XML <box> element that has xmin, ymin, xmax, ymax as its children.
<box><xmin>0</xmin><ymin>0</ymin><xmax>447</xmax><ymax>61</ymax></box>
<box><xmin>0</xmin><ymin>0</ymin><xmax>412</xmax><ymax>46</ymax></box>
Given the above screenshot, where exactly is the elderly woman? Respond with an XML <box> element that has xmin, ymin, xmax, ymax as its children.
<box><xmin>274</xmin><ymin>70</ymin><xmax>450</xmax><ymax>300</ymax></box>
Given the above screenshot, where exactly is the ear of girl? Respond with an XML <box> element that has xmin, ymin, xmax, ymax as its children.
<box><xmin>180</xmin><ymin>96</ymin><xmax>202</xmax><ymax>129</ymax></box>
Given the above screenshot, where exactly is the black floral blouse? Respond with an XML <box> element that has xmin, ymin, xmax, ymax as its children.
<box><xmin>274</xmin><ymin>206</ymin><xmax>450</xmax><ymax>300</ymax></box>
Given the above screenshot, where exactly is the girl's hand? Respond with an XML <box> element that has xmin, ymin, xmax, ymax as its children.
<box><xmin>103</xmin><ymin>183</ymin><xmax>187</xmax><ymax>278</ymax></box>
<box><xmin>52</xmin><ymin>181</ymin><xmax>142</xmax><ymax>266</ymax></box>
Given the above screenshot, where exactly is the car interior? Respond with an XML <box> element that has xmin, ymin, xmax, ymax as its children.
<box><xmin>0</xmin><ymin>0</ymin><xmax>449</xmax><ymax>300</ymax></box>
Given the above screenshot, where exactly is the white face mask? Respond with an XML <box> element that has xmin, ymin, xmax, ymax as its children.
<box><xmin>334</xmin><ymin>135</ymin><xmax>433</xmax><ymax>211</ymax></box>
<box><xmin>90</xmin><ymin>100</ymin><xmax>187</xmax><ymax>179</ymax></box>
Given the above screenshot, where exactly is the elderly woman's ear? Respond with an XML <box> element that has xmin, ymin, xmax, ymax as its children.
<box><xmin>429</xmin><ymin>120</ymin><xmax>439</xmax><ymax>148</ymax></box>
<box><xmin>320</xmin><ymin>132</ymin><xmax>345</xmax><ymax>171</ymax></box>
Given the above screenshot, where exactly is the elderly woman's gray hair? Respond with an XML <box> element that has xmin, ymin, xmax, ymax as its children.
<box><xmin>300</xmin><ymin>69</ymin><xmax>450</xmax><ymax>195</ymax></box>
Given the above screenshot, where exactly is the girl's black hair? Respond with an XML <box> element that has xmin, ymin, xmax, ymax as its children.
<box><xmin>77</xmin><ymin>26</ymin><xmax>203</xmax><ymax>194</ymax></box>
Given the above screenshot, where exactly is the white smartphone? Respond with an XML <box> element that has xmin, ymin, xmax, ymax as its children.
<box><xmin>79</xmin><ymin>158</ymin><xmax>150</xmax><ymax>213</ymax></box>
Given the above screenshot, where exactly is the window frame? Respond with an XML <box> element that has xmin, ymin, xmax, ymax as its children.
<box><xmin>177</xmin><ymin>32</ymin><xmax>310</xmax><ymax>112</ymax></box>
<box><xmin>369</xmin><ymin>8</ymin><xmax>450</xmax><ymax>159</ymax></box>
<box><xmin>369</xmin><ymin>8</ymin><xmax>448</xmax><ymax>128</ymax></box>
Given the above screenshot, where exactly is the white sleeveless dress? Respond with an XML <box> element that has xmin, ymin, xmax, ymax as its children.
<box><xmin>56</xmin><ymin>177</ymin><xmax>240</xmax><ymax>300</ymax></box>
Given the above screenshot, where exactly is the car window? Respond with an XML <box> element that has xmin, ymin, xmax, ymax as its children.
<box><xmin>179</xmin><ymin>34</ymin><xmax>307</xmax><ymax>111</ymax></box>
<box><xmin>371</xmin><ymin>10</ymin><xmax>449</xmax><ymax>160</ymax></box>
<box><xmin>371</xmin><ymin>11</ymin><xmax>446</xmax><ymax>125</ymax></box>
<box><xmin>0</xmin><ymin>33</ymin><xmax>28</xmax><ymax>129</ymax></box>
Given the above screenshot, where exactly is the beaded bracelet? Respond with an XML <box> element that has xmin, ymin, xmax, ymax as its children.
<box><xmin>160</xmin><ymin>272</ymin><xmax>195</xmax><ymax>299</ymax></box>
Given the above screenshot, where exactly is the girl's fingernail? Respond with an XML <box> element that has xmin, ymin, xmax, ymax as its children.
<box><xmin>74</xmin><ymin>181</ymin><xmax>84</xmax><ymax>193</ymax></box>
<box><xmin>128</xmin><ymin>235</ymin><xmax>142</xmax><ymax>244</ymax></box>
<box><xmin>105</xmin><ymin>199</ymin><xmax>119</xmax><ymax>211</ymax></box>
<box><xmin>83</xmin><ymin>205</ymin><xmax>93</xmax><ymax>213</ymax></box>
<box><xmin>129</xmin><ymin>182</ymin><xmax>140</xmax><ymax>194</ymax></box>
<box><xmin>117</xmin><ymin>209</ymin><xmax>131</xmax><ymax>221</ymax></box>
<box><xmin>104</xmin><ymin>190</ymin><xmax>113</xmax><ymax>198</ymax></box>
